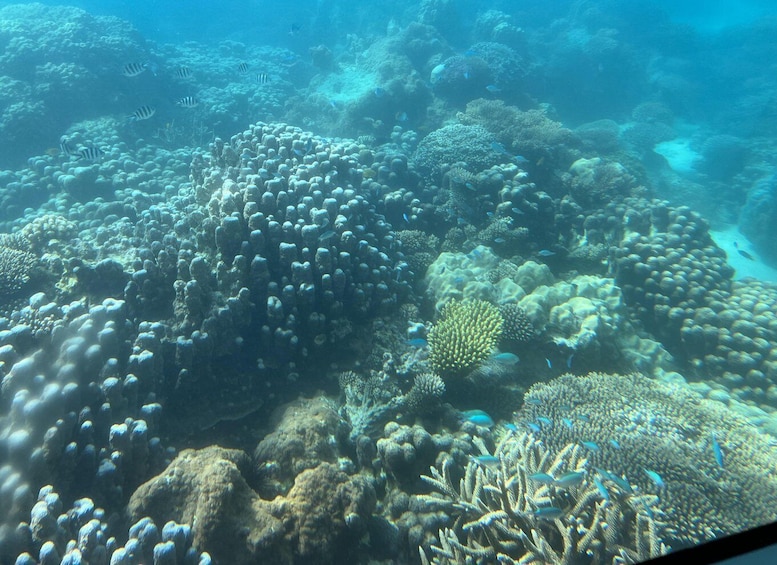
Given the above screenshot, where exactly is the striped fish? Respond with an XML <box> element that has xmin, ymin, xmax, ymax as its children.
<box><xmin>175</xmin><ymin>96</ymin><xmax>199</xmax><ymax>108</ymax></box>
<box><xmin>257</xmin><ymin>72</ymin><xmax>268</xmax><ymax>84</ymax></box>
<box><xmin>122</xmin><ymin>62</ymin><xmax>147</xmax><ymax>77</ymax></box>
<box><xmin>129</xmin><ymin>105</ymin><xmax>156</xmax><ymax>121</ymax></box>
<box><xmin>78</xmin><ymin>146</ymin><xmax>105</xmax><ymax>162</ymax></box>
<box><xmin>238</xmin><ymin>62</ymin><xmax>249</xmax><ymax>73</ymax></box>
<box><xmin>174</xmin><ymin>66</ymin><xmax>192</xmax><ymax>79</ymax></box>
<box><xmin>59</xmin><ymin>136</ymin><xmax>74</xmax><ymax>157</ymax></box>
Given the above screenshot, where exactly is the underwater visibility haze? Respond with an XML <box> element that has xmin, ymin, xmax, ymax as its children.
<box><xmin>1</xmin><ymin>0</ymin><xmax>777</xmax><ymax>563</ymax></box>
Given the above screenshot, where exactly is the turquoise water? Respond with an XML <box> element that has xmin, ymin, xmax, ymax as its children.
<box><xmin>1</xmin><ymin>1</ymin><xmax>777</xmax><ymax>564</ymax></box>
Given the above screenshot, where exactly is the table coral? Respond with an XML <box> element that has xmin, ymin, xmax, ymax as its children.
<box><xmin>519</xmin><ymin>372</ymin><xmax>777</xmax><ymax>547</ymax></box>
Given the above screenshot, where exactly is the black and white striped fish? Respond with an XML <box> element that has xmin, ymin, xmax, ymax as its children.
<box><xmin>129</xmin><ymin>105</ymin><xmax>156</xmax><ymax>121</ymax></box>
<box><xmin>59</xmin><ymin>136</ymin><xmax>75</xmax><ymax>157</ymax></box>
<box><xmin>122</xmin><ymin>62</ymin><xmax>147</xmax><ymax>77</ymax></box>
<box><xmin>238</xmin><ymin>62</ymin><xmax>249</xmax><ymax>74</ymax></box>
<box><xmin>174</xmin><ymin>66</ymin><xmax>192</xmax><ymax>79</ymax></box>
<box><xmin>256</xmin><ymin>73</ymin><xmax>268</xmax><ymax>84</ymax></box>
<box><xmin>175</xmin><ymin>96</ymin><xmax>199</xmax><ymax>108</ymax></box>
<box><xmin>78</xmin><ymin>146</ymin><xmax>105</xmax><ymax>162</ymax></box>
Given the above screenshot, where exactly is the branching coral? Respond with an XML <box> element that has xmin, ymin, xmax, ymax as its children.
<box><xmin>418</xmin><ymin>432</ymin><xmax>669</xmax><ymax>564</ymax></box>
<box><xmin>427</xmin><ymin>299</ymin><xmax>503</xmax><ymax>377</ymax></box>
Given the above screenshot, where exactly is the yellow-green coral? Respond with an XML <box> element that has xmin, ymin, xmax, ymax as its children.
<box><xmin>428</xmin><ymin>299</ymin><xmax>503</xmax><ymax>377</ymax></box>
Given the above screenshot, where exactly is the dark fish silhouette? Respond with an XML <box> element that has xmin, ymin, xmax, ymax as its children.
<box><xmin>734</xmin><ymin>241</ymin><xmax>755</xmax><ymax>260</ymax></box>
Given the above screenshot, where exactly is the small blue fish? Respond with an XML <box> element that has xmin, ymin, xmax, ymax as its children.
<box><xmin>555</xmin><ymin>471</ymin><xmax>585</xmax><ymax>488</ymax></box>
<box><xmin>461</xmin><ymin>410</ymin><xmax>494</xmax><ymax>428</ymax></box>
<box><xmin>644</xmin><ymin>469</ymin><xmax>664</xmax><ymax>489</ymax></box>
<box><xmin>525</xmin><ymin>398</ymin><xmax>542</xmax><ymax>406</ymax></box>
<box><xmin>407</xmin><ymin>338</ymin><xmax>428</xmax><ymax>348</ymax></box>
<box><xmin>513</xmin><ymin>155</ymin><xmax>531</xmax><ymax>166</ymax></box>
<box><xmin>609</xmin><ymin>439</ymin><xmax>621</xmax><ymax>449</ymax></box>
<box><xmin>566</xmin><ymin>354</ymin><xmax>574</xmax><ymax>369</ymax></box>
<box><xmin>595</xmin><ymin>468</ymin><xmax>631</xmax><ymax>493</ymax></box>
<box><xmin>503</xmin><ymin>423</ymin><xmax>518</xmax><ymax>433</ymax></box>
<box><xmin>485</xmin><ymin>84</ymin><xmax>502</xmax><ymax>93</ymax></box>
<box><xmin>545</xmin><ymin>358</ymin><xmax>552</xmax><ymax>369</ymax></box>
<box><xmin>491</xmin><ymin>352</ymin><xmax>519</xmax><ymax>365</ymax></box>
<box><xmin>528</xmin><ymin>473</ymin><xmax>555</xmax><ymax>485</ymax></box>
<box><xmin>511</xmin><ymin>207</ymin><xmax>525</xmax><ymax>215</ymax></box>
<box><xmin>526</xmin><ymin>422</ymin><xmax>542</xmax><ymax>433</ymax></box>
<box><xmin>593</xmin><ymin>477</ymin><xmax>610</xmax><ymax>502</ymax></box>
<box><xmin>403</xmin><ymin>213</ymin><xmax>410</xmax><ymax>223</ymax></box>
<box><xmin>711</xmin><ymin>433</ymin><xmax>724</xmax><ymax>468</ymax></box>
<box><xmin>562</xmin><ymin>418</ymin><xmax>574</xmax><ymax>429</ymax></box>
<box><xmin>493</xmin><ymin>237</ymin><xmax>506</xmax><ymax>244</ymax></box>
<box><xmin>374</xmin><ymin>87</ymin><xmax>385</xmax><ymax>97</ymax></box>
<box><xmin>581</xmin><ymin>441</ymin><xmax>600</xmax><ymax>452</ymax></box>
<box><xmin>395</xmin><ymin>111</ymin><xmax>408</xmax><ymax>122</ymax></box>
<box><xmin>536</xmin><ymin>416</ymin><xmax>552</xmax><ymax>427</ymax></box>
<box><xmin>533</xmin><ymin>506</ymin><xmax>564</xmax><ymax>520</ymax></box>
<box><xmin>471</xmin><ymin>455</ymin><xmax>499</xmax><ymax>468</ymax></box>
<box><xmin>576</xmin><ymin>414</ymin><xmax>590</xmax><ymax>423</ymax></box>
<box><xmin>538</xmin><ymin>250</ymin><xmax>556</xmax><ymax>257</ymax></box>
<box><xmin>491</xmin><ymin>141</ymin><xmax>507</xmax><ymax>154</ymax></box>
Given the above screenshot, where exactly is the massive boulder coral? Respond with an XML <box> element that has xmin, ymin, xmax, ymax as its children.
<box><xmin>413</xmin><ymin>124</ymin><xmax>504</xmax><ymax>179</ymax></box>
<box><xmin>518</xmin><ymin>274</ymin><xmax>674</xmax><ymax>376</ymax></box>
<box><xmin>127</xmin><ymin>446</ymin><xmax>376</xmax><ymax>564</ymax></box>
<box><xmin>253</xmin><ymin>395</ymin><xmax>346</xmax><ymax>493</ymax></box>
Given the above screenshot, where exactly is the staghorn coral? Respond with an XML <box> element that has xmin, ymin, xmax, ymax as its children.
<box><xmin>418</xmin><ymin>431</ymin><xmax>668</xmax><ymax>564</ymax></box>
<box><xmin>519</xmin><ymin>372</ymin><xmax>777</xmax><ymax>547</ymax></box>
<box><xmin>427</xmin><ymin>299</ymin><xmax>503</xmax><ymax>378</ymax></box>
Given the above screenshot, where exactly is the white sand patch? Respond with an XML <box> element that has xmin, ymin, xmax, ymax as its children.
<box><xmin>709</xmin><ymin>225</ymin><xmax>777</xmax><ymax>283</ymax></box>
<box><xmin>654</xmin><ymin>138</ymin><xmax>700</xmax><ymax>175</ymax></box>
